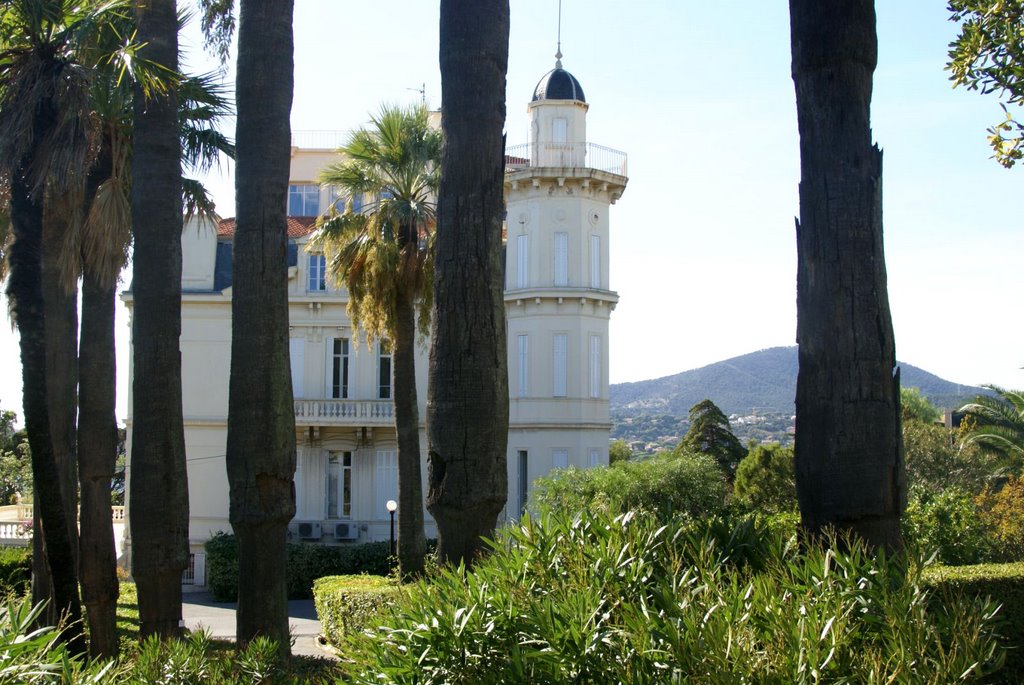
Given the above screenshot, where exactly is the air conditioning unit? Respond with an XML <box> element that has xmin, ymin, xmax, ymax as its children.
<box><xmin>296</xmin><ymin>521</ymin><xmax>321</xmax><ymax>541</ymax></box>
<box><xmin>333</xmin><ymin>522</ymin><xmax>359</xmax><ymax>541</ymax></box>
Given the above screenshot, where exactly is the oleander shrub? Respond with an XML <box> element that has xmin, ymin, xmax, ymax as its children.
<box><xmin>530</xmin><ymin>450</ymin><xmax>726</xmax><ymax>522</ymax></box>
<box><xmin>0</xmin><ymin>546</ymin><xmax>30</xmax><ymax>595</ymax></box>
<box><xmin>342</xmin><ymin>511</ymin><xmax>1004</xmax><ymax>683</ymax></box>
<box><xmin>924</xmin><ymin>562</ymin><xmax>1024</xmax><ymax>683</ymax></box>
<box><xmin>313</xmin><ymin>575</ymin><xmax>401</xmax><ymax>647</ymax></box>
<box><xmin>205</xmin><ymin>533</ymin><xmax>403</xmax><ymax>601</ymax></box>
<box><xmin>0</xmin><ymin>596</ymin><xmax>115</xmax><ymax>683</ymax></box>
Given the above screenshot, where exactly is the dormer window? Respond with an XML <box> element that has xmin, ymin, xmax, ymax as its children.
<box><xmin>288</xmin><ymin>184</ymin><xmax>319</xmax><ymax>216</ymax></box>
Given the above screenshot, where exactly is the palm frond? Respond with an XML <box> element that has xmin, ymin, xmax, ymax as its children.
<box><xmin>959</xmin><ymin>384</ymin><xmax>1024</xmax><ymax>460</ymax></box>
<box><xmin>182</xmin><ymin>177</ymin><xmax>220</xmax><ymax>221</ymax></box>
<box><xmin>82</xmin><ymin>175</ymin><xmax>131</xmax><ymax>289</ymax></box>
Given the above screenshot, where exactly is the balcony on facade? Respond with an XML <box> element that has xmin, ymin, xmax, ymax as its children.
<box><xmin>505</xmin><ymin>142</ymin><xmax>627</xmax><ymax>177</ymax></box>
<box><xmin>293</xmin><ymin>399</ymin><xmax>395</xmax><ymax>427</ymax></box>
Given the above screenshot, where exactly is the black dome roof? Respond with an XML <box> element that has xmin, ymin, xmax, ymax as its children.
<box><xmin>532</xmin><ymin>66</ymin><xmax>586</xmax><ymax>103</ymax></box>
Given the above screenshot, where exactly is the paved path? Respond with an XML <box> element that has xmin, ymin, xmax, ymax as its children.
<box><xmin>181</xmin><ymin>592</ymin><xmax>331</xmax><ymax>658</ymax></box>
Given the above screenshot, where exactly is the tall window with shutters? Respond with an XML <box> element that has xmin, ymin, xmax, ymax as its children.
<box><xmin>378</xmin><ymin>342</ymin><xmax>392</xmax><ymax>399</ymax></box>
<box><xmin>553</xmin><ymin>449</ymin><xmax>569</xmax><ymax>469</ymax></box>
<box><xmin>326</xmin><ymin>452</ymin><xmax>352</xmax><ymax>519</ymax></box>
<box><xmin>289</xmin><ymin>338</ymin><xmax>305</xmax><ymax>398</ymax></box>
<box><xmin>554</xmin><ymin>232</ymin><xmax>568</xmax><ymax>286</ymax></box>
<box><xmin>553</xmin><ymin>333</ymin><xmax>567</xmax><ymax>397</ymax></box>
<box><xmin>516</xmin><ymin>234</ymin><xmax>528</xmax><ymax>288</ymax></box>
<box><xmin>308</xmin><ymin>254</ymin><xmax>326</xmax><ymax>292</ymax></box>
<box><xmin>589</xmin><ymin>334</ymin><xmax>601</xmax><ymax>399</ymax></box>
<box><xmin>590</xmin><ymin>235</ymin><xmax>601</xmax><ymax>289</ymax></box>
<box><xmin>517</xmin><ymin>334</ymin><xmax>529</xmax><ymax>398</ymax></box>
<box><xmin>518</xmin><ymin>450</ymin><xmax>529</xmax><ymax>515</ymax></box>
<box><xmin>375</xmin><ymin>450</ymin><xmax>398</xmax><ymax>519</ymax></box>
<box><xmin>330</xmin><ymin>338</ymin><xmax>350</xmax><ymax>399</ymax></box>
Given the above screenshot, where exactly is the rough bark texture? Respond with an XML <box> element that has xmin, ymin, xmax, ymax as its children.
<box><xmin>428</xmin><ymin>0</ymin><xmax>510</xmax><ymax>567</ymax></box>
<box><xmin>41</xmin><ymin>212</ymin><xmax>79</xmax><ymax>570</ymax></box>
<box><xmin>6</xmin><ymin>175</ymin><xmax>84</xmax><ymax>653</ymax></box>
<box><xmin>393</xmin><ymin>290</ymin><xmax>426</xmax><ymax>578</ymax></box>
<box><xmin>78</xmin><ymin>274</ymin><xmax>120</xmax><ymax>658</ymax></box>
<box><xmin>77</xmin><ymin>141</ymin><xmax>120</xmax><ymax>659</ymax></box>
<box><xmin>790</xmin><ymin>0</ymin><xmax>905</xmax><ymax>553</ymax></box>
<box><xmin>129</xmin><ymin>0</ymin><xmax>189</xmax><ymax>639</ymax></box>
<box><xmin>227</xmin><ymin>0</ymin><xmax>296</xmax><ymax>653</ymax></box>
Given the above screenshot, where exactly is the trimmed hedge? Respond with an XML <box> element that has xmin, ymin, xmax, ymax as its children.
<box><xmin>313</xmin><ymin>575</ymin><xmax>401</xmax><ymax>647</ymax></box>
<box><xmin>924</xmin><ymin>562</ymin><xmax>1024</xmax><ymax>684</ymax></box>
<box><xmin>204</xmin><ymin>533</ymin><xmax>395</xmax><ymax>601</ymax></box>
<box><xmin>0</xmin><ymin>546</ymin><xmax>31</xmax><ymax>595</ymax></box>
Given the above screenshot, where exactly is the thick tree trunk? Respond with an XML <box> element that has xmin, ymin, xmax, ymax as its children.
<box><xmin>428</xmin><ymin>0</ymin><xmax>510</xmax><ymax>567</ymax></box>
<box><xmin>790</xmin><ymin>0</ymin><xmax>905</xmax><ymax>553</ymax></box>
<box><xmin>36</xmin><ymin>210</ymin><xmax>80</xmax><ymax>628</ymax></box>
<box><xmin>130</xmin><ymin>0</ymin><xmax>190</xmax><ymax>639</ymax></box>
<box><xmin>78</xmin><ymin>274</ymin><xmax>120</xmax><ymax>658</ymax></box>
<box><xmin>41</xmin><ymin>211</ymin><xmax>79</xmax><ymax>561</ymax></box>
<box><xmin>6</xmin><ymin>176</ymin><xmax>84</xmax><ymax>654</ymax></box>
<box><xmin>393</xmin><ymin>290</ymin><xmax>426</xmax><ymax>578</ymax></box>
<box><xmin>227</xmin><ymin>0</ymin><xmax>296</xmax><ymax>654</ymax></box>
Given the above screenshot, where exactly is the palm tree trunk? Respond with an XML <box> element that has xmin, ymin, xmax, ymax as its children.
<box><xmin>7</xmin><ymin>175</ymin><xmax>85</xmax><ymax>654</ymax></box>
<box><xmin>428</xmin><ymin>0</ymin><xmax>510</xmax><ymax>567</ymax></box>
<box><xmin>77</xmin><ymin>139</ymin><xmax>120</xmax><ymax>659</ymax></box>
<box><xmin>393</xmin><ymin>290</ymin><xmax>426</xmax><ymax>578</ymax></box>
<box><xmin>227</xmin><ymin>0</ymin><xmax>296</xmax><ymax>653</ymax></box>
<box><xmin>790</xmin><ymin>0</ymin><xmax>905</xmax><ymax>553</ymax></box>
<box><xmin>130</xmin><ymin>0</ymin><xmax>190</xmax><ymax>639</ymax></box>
<box><xmin>78</xmin><ymin>274</ymin><xmax>119</xmax><ymax>658</ymax></box>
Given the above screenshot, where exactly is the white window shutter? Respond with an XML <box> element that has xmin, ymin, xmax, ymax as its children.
<box><xmin>375</xmin><ymin>450</ymin><xmax>398</xmax><ymax>519</ymax></box>
<box><xmin>554</xmin><ymin>232</ymin><xmax>568</xmax><ymax>286</ymax></box>
<box><xmin>517</xmin><ymin>334</ymin><xmax>529</xmax><ymax>398</ymax></box>
<box><xmin>553</xmin><ymin>449</ymin><xmax>568</xmax><ymax>469</ymax></box>
<box><xmin>590</xmin><ymin>334</ymin><xmax>601</xmax><ymax>398</ymax></box>
<box><xmin>553</xmin><ymin>334</ymin><xmax>567</xmax><ymax>397</ymax></box>
<box><xmin>289</xmin><ymin>338</ymin><xmax>305</xmax><ymax>398</ymax></box>
<box><xmin>590</xmin><ymin>235</ymin><xmax>601</xmax><ymax>289</ymax></box>
<box><xmin>516</xmin><ymin>234</ymin><xmax>528</xmax><ymax>288</ymax></box>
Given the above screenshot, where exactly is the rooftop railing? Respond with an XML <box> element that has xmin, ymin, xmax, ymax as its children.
<box><xmin>505</xmin><ymin>142</ymin><xmax>628</xmax><ymax>176</ymax></box>
<box><xmin>291</xmin><ymin>130</ymin><xmax>351</xmax><ymax>150</ymax></box>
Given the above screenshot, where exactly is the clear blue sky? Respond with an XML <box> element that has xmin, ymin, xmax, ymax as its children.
<box><xmin>1</xmin><ymin>0</ymin><xmax>1021</xmax><ymax>421</ymax></box>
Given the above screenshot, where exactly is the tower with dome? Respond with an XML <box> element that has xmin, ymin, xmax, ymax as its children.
<box><xmin>503</xmin><ymin>51</ymin><xmax>629</xmax><ymax>516</ymax></box>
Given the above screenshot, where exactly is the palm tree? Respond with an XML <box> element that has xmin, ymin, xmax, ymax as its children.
<box><xmin>77</xmin><ymin>62</ymin><xmax>231</xmax><ymax>658</ymax></box>
<box><xmin>129</xmin><ymin>0</ymin><xmax>191</xmax><ymax>640</ymax></box>
<box><xmin>790</xmin><ymin>0</ymin><xmax>905</xmax><ymax>553</ymax></box>
<box><xmin>959</xmin><ymin>386</ymin><xmax>1024</xmax><ymax>465</ymax></box>
<box><xmin>0</xmin><ymin>0</ymin><xmax>140</xmax><ymax>651</ymax></box>
<box><xmin>428</xmin><ymin>0</ymin><xmax>511</xmax><ymax>567</ymax></box>
<box><xmin>226</xmin><ymin>0</ymin><xmax>296</xmax><ymax>653</ymax></box>
<box><xmin>311</xmin><ymin>104</ymin><xmax>440</xmax><ymax>578</ymax></box>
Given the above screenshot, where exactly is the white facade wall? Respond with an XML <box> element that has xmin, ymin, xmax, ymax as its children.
<box><xmin>124</xmin><ymin>86</ymin><xmax>627</xmax><ymax>562</ymax></box>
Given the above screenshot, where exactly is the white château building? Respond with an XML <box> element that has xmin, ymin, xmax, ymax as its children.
<box><xmin>122</xmin><ymin>58</ymin><xmax>627</xmax><ymax>579</ymax></box>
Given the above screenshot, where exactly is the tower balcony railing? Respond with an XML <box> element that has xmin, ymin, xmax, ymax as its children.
<box><xmin>294</xmin><ymin>399</ymin><xmax>395</xmax><ymax>426</ymax></box>
<box><xmin>291</xmin><ymin>130</ymin><xmax>351</xmax><ymax>150</ymax></box>
<box><xmin>505</xmin><ymin>142</ymin><xmax>627</xmax><ymax>176</ymax></box>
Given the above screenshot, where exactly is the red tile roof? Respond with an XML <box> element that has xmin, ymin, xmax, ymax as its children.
<box><xmin>217</xmin><ymin>216</ymin><xmax>317</xmax><ymax>239</ymax></box>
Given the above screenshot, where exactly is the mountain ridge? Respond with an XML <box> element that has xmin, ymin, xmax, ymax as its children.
<box><xmin>610</xmin><ymin>346</ymin><xmax>985</xmax><ymax>449</ymax></box>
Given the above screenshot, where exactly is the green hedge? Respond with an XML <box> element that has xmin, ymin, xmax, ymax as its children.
<box><xmin>313</xmin><ymin>575</ymin><xmax>401</xmax><ymax>647</ymax></box>
<box><xmin>0</xmin><ymin>546</ymin><xmax>31</xmax><ymax>595</ymax></box>
<box><xmin>204</xmin><ymin>533</ymin><xmax>395</xmax><ymax>601</ymax></box>
<box><xmin>924</xmin><ymin>562</ymin><xmax>1024</xmax><ymax>684</ymax></box>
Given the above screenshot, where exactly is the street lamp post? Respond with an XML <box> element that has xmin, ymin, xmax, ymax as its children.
<box><xmin>386</xmin><ymin>499</ymin><xmax>398</xmax><ymax>557</ymax></box>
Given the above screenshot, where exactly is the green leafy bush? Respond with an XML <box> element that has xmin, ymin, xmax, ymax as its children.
<box><xmin>0</xmin><ymin>546</ymin><xmax>31</xmax><ymax>595</ymax></box>
<box><xmin>313</xmin><ymin>575</ymin><xmax>400</xmax><ymax>648</ymax></box>
<box><xmin>904</xmin><ymin>487</ymin><xmax>997</xmax><ymax>565</ymax></box>
<box><xmin>732</xmin><ymin>443</ymin><xmax>796</xmax><ymax>514</ymax></box>
<box><xmin>977</xmin><ymin>475</ymin><xmax>1024</xmax><ymax>562</ymax></box>
<box><xmin>205</xmin><ymin>532</ymin><xmax>396</xmax><ymax>601</ymax></box>
<box><xmin>530</xmin><ymin>450</ymin><xmax>726</xmax><ymax>522</ymax></box>
<box><xmin>342</xmin><ymin>511</ymin><xmax>1004</xmax><ymax>683</ymax></box>
<box><xmin>924</xmin><ymin>562</ymin><xmax>1024</xmax><ymax>683</ymax></box>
